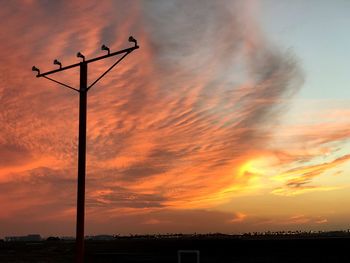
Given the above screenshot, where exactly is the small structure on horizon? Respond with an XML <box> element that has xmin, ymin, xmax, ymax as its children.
<box><xmin>5</xmin><ymin>234</ymin><xmax>42</xmax><ymax>242</ymax></box>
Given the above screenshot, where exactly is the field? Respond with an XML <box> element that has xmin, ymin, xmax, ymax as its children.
<box><xmin>1</xmin><ymin>235</ymin><xmax>349</xmax><ymax>262</ymax></box>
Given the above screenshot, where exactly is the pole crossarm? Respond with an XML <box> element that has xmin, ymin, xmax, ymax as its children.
<box><xmin>36</xmin><ymin>45</ymin><xmax>139</xmax><ymax>78</ymax></box>
<box><xmin>31</xmin><ymin>36</ymin><xmax>139</xmax><ymax>263</ymax></box>
<box><xmin>87</xmin><ymin>51</ymin><xmax>130</xmax><ymax>91</ymax></box>
<box><xmin>42</xmin><ymin>75</ymin><xmax>80</xmax><ymax>92</ymax></box>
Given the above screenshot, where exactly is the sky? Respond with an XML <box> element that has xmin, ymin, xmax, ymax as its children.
<box><xmin>0</xmin><ymin>0</ymin><xmax>350</xmax><ymax>237</ymax></box>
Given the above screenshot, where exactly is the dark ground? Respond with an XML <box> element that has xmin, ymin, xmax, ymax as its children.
<box><xmin>1</xmin><ymin>235</ymin><xmax>350</xmax><ymax>262</ymax></box>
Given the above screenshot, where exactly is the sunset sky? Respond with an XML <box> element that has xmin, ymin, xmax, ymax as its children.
<box><xmin>1</xmin><ymin>0</ymin><xmax>350</xmax><ymax>238</ymax></box>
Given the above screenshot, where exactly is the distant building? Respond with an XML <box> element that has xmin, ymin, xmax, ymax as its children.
<box><xmin>46</xmin><ymin>236</ymin><xmax>60</xmax><ymax>241</ymax></box>
<box><xmin>5</xmin><ymin>234</ymin><xmax>42</xmax><ymax>242</ymax></box>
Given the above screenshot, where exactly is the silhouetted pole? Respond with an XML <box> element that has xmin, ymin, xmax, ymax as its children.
<box><xmin>76</xmin><ymin>62</ymin><xmax>87</xmax><ymax>263</ymax></box>
<box><xmin>32</xmin><ymin>37</ymin><xmax>139</xmax><ymax>263</ymax></box>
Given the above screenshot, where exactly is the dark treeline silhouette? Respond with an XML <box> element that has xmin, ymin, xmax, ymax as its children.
<box><xmin>2</xmin><ymin>230</ymin><xmax>350</xmax><ymax>262</ymax></box>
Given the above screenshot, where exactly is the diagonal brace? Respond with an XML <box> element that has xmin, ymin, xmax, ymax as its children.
<box><xmin>87</xmin><ymin>51</ymin><xmax>131</xmax><ymax>91</ymax></box>
<box><xmin>42</xmin><ymin>75</ymin><xmax>80</xmax><ymax>92</ymax></box>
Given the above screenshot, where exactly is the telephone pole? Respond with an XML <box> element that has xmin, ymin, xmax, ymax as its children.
<box><xmin>32</xmin><ymin>37</ymin><xmax>139</xmax><ymax>263</ymax></box>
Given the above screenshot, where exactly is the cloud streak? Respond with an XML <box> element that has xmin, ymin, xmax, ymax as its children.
<box><xmin>5</xmin><ymin>0</ymin><xmax>350</xmax><ymax>235</ymax></box>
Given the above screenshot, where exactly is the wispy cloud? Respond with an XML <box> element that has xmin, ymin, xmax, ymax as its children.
<box><xmin>7</xmin><ymin>0</ymin><xmax>350</xmax><ymax>235</ymax></box>
<box><xmin>269</xmin><ymin>121</ymin><xmax>350</xmax><ymax>196</ymax></box>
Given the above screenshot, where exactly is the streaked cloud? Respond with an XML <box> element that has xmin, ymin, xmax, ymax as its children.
<box><xmin>1</xmin><ymin>0</ymin><xmax>350</xmax><ymax>236</ymax></box>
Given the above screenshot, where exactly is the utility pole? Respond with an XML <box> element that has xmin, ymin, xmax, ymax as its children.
<box><xmin>32</xmin><ymin>36</ymin><xmax>139</xmax><ymax>263</ymax></box>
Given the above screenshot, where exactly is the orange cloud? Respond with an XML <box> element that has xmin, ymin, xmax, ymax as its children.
<box><xmin>271</xmin><ymin>155</ymin><xmax>350</xmax><ymax>196</ymax></box>
<box><xmin>229</xmin><ymin>212</ymin><xmax>247</xmax><ymax>223</ymax></box>
<box><xmin>0</xmin><ymin>0</ymin><xmax>313</xmax><ymax>236</ymax></box>
<box><xmin>276</xmin><ymin>215</ymin><xmax>329</xmax><ymax>226</ymax></box>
